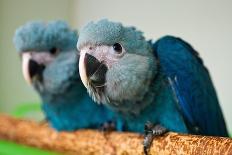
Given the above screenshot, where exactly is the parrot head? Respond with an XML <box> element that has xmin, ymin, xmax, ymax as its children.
<box><xmin>77</xmin><ymin>19</ymin><xmax>158</xmax><ymax>110</ymax></box>
<box><xmin>13</xmin><ymin>20</ymin><xmax>79</xmax><ymax>95</ymax></box>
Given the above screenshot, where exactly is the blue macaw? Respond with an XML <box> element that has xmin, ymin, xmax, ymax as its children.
<box><xmin>77</xmin><ymin>19</ymin><xmax>228</xmax><ymax>152</ymax></box>
<box><xmin>13</xmin><ymin>20</ymin><xmax>116</xmax><ymax>131</ymax></box>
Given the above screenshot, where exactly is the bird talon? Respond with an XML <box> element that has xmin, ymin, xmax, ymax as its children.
<box><xmin>143</xmin><ymin>123</ymin><xmax>167</xmax><ymax>155</ymax></box>
<box><xmin>99</xmin><ymin>121</ymin><xmax>116</xmax><ymax>132</ymax></box>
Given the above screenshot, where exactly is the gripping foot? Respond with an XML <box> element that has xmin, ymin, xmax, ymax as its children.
<box><xmin>143</xmin><ymin>122</ymin><xmax>167</xmax><ymax>155</ymax></box>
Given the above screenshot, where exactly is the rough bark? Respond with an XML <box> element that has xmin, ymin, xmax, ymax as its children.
<box><xmin>0</xmin><ymin>114</ymin><xmax>231</xmax><ymax>155</ymax></box>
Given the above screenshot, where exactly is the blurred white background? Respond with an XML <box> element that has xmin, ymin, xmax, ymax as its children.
<box><xmin>0</xmin><ymin>0</ymin><xmax>231</xmax><ymax>132</ymax></box>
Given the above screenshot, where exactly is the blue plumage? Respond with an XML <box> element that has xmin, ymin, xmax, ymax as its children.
<box><xmin>13</xmin><ymin>20</ymin><xmax>116</xmax><ymax>131</ymax></box>
<box><xmin>77</xmin><ymin>19</ymin><xmax>228</xmax><ymax>137</ymax></box>
<box><xmin>118</xmin><ymin>36</ymin><xmax>228</xmax><ymax>136</ymax></box>
<box><xmin>153</xmin><ymin>36</ymin><xmax>228</xmax><ymax>136</ymax></box>
<box><xmin>14</xmin><ymin>21</ymin><xmax>77</xmax><ymax>52</ymax></box>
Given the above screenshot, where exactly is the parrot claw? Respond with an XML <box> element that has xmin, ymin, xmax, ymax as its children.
<box><xmin>99</xmin><ymin>121</ymin><xmax>116</xmax><ymax>132</ymax></box>
<box><xmin>143</xmin><ymin>122</ymin><xmax>167</xmax><ymax>155</ymax></box>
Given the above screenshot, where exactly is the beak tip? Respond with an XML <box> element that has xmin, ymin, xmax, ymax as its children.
<box><xmin>22</xmin><ymin>53</ymin><xmax>32</xmax><ymax>85</ymax></box>
<box><xmin>79</xmin><ymin>51</ymin><xmax>88</xmax><ymax>88</ymax></box>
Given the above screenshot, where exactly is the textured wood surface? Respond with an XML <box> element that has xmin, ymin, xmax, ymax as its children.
<box><xmin>0</xmin><ymin>114</ymin><xmax>231</xmax><ymax>155</ymax></box>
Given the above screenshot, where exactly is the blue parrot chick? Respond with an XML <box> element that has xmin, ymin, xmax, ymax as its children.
<box><xmin>13</xmin><ymin>20</ymin><xmax>116</xmax><ymax>131</ymax></box>
<box><xmin>77</xmin><ymin>19</ymin><xmax>228</xmax><ymax>153</ymax></box>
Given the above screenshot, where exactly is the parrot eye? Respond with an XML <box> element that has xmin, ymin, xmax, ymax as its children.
<box><xmin>49</xmin><ymin>47</ymin><xmax>58</xmax><ymax>55</ymax></box>
<box><xmin>113</xmin><ymin>43</ymin><xmax>122</xmax><ymax>54</ymax></box>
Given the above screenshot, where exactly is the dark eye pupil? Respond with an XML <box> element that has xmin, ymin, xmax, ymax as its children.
<box><xmin>113</xmin><ymin>43</ymin><xmax>122</xmax><ymax>53</ymax></box>
<box><xmin>49</xmin><ymin>47</ymin><xmax>57</xmax><ymax>55</ymax></box>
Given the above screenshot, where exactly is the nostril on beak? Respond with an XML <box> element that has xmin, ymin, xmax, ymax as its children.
<box><xmin>28</xmin><ymin>59</ymin><xmax>45</xmax><ymax>78</ymax></box>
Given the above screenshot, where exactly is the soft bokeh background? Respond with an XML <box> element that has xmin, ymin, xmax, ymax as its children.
<box><xmin>0</xmin><ymin>0</ymin><xmax>231</xmax><ymax>133</ymax></box>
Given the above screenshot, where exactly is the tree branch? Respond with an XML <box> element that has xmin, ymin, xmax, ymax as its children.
<box><xmin>0</xmin><ymin>114</ymin><xmax>231</xmax><ymax>155</ymax></box>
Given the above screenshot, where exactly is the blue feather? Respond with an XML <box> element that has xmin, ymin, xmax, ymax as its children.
<box><xmin>13</xmin><ymin>20</ymin><xmax>118</xmax><ymax>131</ymax></box>
<box><xmin>153</xmin><ymin>36</ymin><xmax>228</xmax><ymax>136</ymax></box>
<box><xmin>76</xmin><ymin>19</ymin><xmax>228</xmax><ymax>136</ymax></box>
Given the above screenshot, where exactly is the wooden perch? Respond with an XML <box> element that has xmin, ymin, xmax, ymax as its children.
<box><xmin>0</xmin><ymin>114</ymin><xmax>231</xmax><ymax>155</ymax></box>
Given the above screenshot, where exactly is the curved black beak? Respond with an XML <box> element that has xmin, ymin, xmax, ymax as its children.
<box><xmin>22</xmin><ymin>53</ymin><xmax>45</xmax><ymax>84</ymax></box>
<box><xmin>28</xmin><ymin>59</ymin><xmax>45</xmax><ymax>80</ymax></box>
<box><xmin>79</xmin><ymin>52</ymin><xmax>107</xmax><ymax>87</ymax></box>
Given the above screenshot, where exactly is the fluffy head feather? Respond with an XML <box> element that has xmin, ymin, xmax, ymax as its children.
<box><xmin>13</xmin><ymin>20</ymin><xmax>79</xmax><ymax>95</ymax></box>
<box><xmin>13</xmin><ymin>21</ymin><xmax>117</xmax><ymax>131</ymax></box>
<box><xmin>77</xmin><ymin>19</ymin><xmax>157</xmax><ymax>114</ymax></box>
<box><xmin>13</xmin><ymin>20</ymin><xmax>78</xmax><ymax>52</ymax></box>
<box><xmin>77</xmin><ymin>19</ymin><xmax>152</xmax><ymax>55</ymax></box>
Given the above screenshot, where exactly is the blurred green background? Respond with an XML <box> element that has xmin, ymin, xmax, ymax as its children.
<box><xmin>0</xmin><ymin>0</ymin><xmax>231</xmax><ymax>154</ymax></box>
